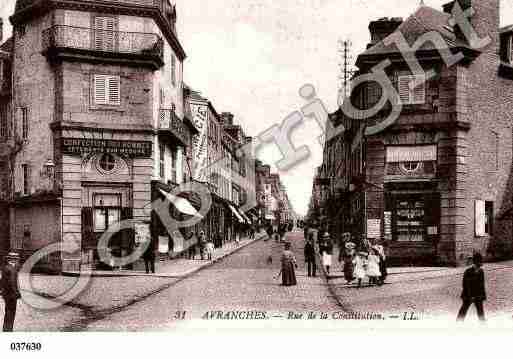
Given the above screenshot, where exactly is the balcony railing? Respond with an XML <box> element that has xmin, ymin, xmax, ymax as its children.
<box><xmin>159</xmin><ymin>109</ymin><xmax>189</xmax><ymax>147</ymax></box>
<box><xmin>42</xmin><ymin>25</ymin><xmax>164</xmax><ymax>69</ymax></box>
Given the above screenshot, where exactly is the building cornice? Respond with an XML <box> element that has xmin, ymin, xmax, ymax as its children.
<box><xmin>10</xmin><ymin>0</ymin><xmax>186</xmax><ymax>61</ymax></box>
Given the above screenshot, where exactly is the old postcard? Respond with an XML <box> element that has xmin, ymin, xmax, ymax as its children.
<box><xmin>1</xmin><ymin>0</ymin><xmax>513</xmax><ymax>348</ymax></box>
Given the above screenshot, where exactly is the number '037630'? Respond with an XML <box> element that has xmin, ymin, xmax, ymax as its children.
<box><xmin>10</xmin><ymin>342</ymin><xmax>42</xmax><ymax>351</ymax></box>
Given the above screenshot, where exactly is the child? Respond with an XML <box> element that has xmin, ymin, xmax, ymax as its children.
<box><xmin>354</xmin><ymin>252</ymin><xmax>368</xmax><ymax>288</ymax></box>
<box><xmin>367</xmin><ymin>249</ymin><xmax>382</xmax><ymax>286</ymax></box>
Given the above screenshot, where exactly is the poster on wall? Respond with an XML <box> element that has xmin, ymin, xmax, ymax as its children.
<box><xmin>367</xmin><ymin>219</ymin><xmax>381</xmax><ymax>239</ymax></box>
<box><xmin>135</xmin><ymin>223</ymin><xmax>151</xmax><ymax>245</ymax></box>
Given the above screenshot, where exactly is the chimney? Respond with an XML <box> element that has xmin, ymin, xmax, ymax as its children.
<box><xmin>442</xmin><ymin>0</ymin><xmax>498</xmax><ymax>53</ymax></box>
<box><xmin>220</xmin><ymin>112</ymin><xmax>234</xmax><ymax>125</ymax></box>
<box><xmin>367</xmin><ymin>17</ymin><xmax>403</xmax><ymax>48</ymax></box>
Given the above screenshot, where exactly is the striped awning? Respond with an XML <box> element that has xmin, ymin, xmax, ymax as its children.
<box><xmin>228</xmin><ymin>204</ymin><xmax>245</xmax><ymax>223</ymax></box>
<box><xmin>386</xmin><ymin>145</ymin><xmax>437</xmax><ymax>163</ymax></box>
<box><xmin>159</xmin><ymin>189</ymin><xmax>203</xmax><ymax>219</ymax></box>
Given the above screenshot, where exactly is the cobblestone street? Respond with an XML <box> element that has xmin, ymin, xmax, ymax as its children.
<box><xmin>3</xmin><ymin>232</ymin><xmax>513</xmax><ymax>331</ymax></box>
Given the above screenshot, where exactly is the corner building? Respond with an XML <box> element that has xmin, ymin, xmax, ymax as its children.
<box><xmin>0</xmin><ymin>0</ymin><xmax>192</xmax><ymax>272</ymax></box>
<box><xmin>339</xmin><ymin>0</ymin><xmax>513</xmax><ymax>266</ymax></box>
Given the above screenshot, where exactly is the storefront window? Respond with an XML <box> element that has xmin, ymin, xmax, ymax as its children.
<box><xmin>94</xmin><ymin>194</ymin><xmax>121</xmax><ymax>232</ymax></box>
<box><xmin>394</xmin><ymin>196</ymin><xmax>426</xmax><ymax>242</ymax></box>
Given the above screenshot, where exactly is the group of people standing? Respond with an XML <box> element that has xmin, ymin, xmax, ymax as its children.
<box><xmin>343</xmin><ymin>242</ymin><xmax>387</xmax><ymax>288</ymax></box>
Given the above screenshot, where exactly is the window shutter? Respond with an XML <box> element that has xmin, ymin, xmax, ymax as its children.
<box><xmin>398</xmin><ymin>76</ymin><xmax>411</xmax><ymax>104</ymax></box>
<box><xmin>107</xmin><ymin>76</ymin><xmax>120</xmax><ymax>105</ymax></box>
<box><xmin>94</xmin><ymin>75</ymin><xmax>107</xmax><ymax>105</ymax></box>
<box><xmin>475</xmin><ymin>200</ymin><xmax>486</xmax><ymax>237</ymax></box>
<box><xmin>95</xmin><ymin>17</ymin><xmax>115</xmax><ymax>51</ymax></box>
<box><xmin>82</xmin><ymin>207</ymin><xmax>95</xmax><ymax>249</ymax></box>
<box><xmin>412</xmin><ymin>75</ymin><xmax>426</xmax><ymax>104</ymax></box>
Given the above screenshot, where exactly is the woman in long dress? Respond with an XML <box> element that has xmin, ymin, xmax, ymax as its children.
<box><xmin>354</xmin><ymin>252</ymin><xmax>368</xmax><ymax>288</ymax></box>
<box><xmin>281</xmin><ymin>242</ymin><xmax>298</xmax><ymax>286</ymax></box>
<box><xmin>321</xmin><ymin>233</ymin><xmax>333</xmax><ymax>275</ymax></box>
<box><xmin>343</xmin><ymin>246</ymin><xmax>355</xmax><ymax>284</ymax></box>
<box><xmin>366</xmin><ymin>249</ymin><xmax>382</xmax><ymax>285</ymax></box>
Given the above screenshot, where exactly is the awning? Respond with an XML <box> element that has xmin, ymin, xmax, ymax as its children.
<box><xmin>159</xmin><ymin>189</ymin><xmax>203</xmax><ymax>219</ymax></box>
<box><xmin>228</xmin><ymin>204</ymin><xmax>245</xmax><ymax>223</ymax></box>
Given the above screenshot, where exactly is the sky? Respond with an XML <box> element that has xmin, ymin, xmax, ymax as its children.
<box><xmin>2</xmin><ymin>0</ymin><xmax>513</xmax><ymax>216</ymax></box>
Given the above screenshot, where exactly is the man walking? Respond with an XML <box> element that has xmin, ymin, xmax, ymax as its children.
<box><xmin>457</xmin><ymin>252</ymin><xmax>486</xmax><ymax>322</ymax></box>
<box><xmin>1</xmin><ymin>252</ymin><xmax>21</xmax><ymax>332</ymax></box>
<box><xmin>304</xmin><ymin>239</ymin><xmax>316</xmax><ymax>277</ymax></box>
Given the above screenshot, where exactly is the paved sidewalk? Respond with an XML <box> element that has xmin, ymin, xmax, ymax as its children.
<box><xmin>325</xmin><ymin>245</ymin><xmax>513</xmax><ymax>286</ymax></box>
<box><xmin>63</xmin><ymin>235</ymin><xmax>263</xmax><ymax>278</ymax></box>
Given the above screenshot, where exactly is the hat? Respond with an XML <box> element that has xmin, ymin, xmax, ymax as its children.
<box><xmin>345</xmin><ymin>242</ymin><xmax>356</xmax><ymax>250</ymax></box>
<box><xmin>6</xmin><ymin>252</ymin><xmax>20</xmax><ymax>260</ymax></box>
<box><xmin>322</xmin><ymin>232</ymin><xmax>330</xmax><ymax>238</ymax></box>
<box><xmin>358</xmin><ymin>251</ymin><xmax>369</xmax><ymax>257</ymax></box>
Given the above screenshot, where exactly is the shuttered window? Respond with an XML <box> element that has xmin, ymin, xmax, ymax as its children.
<box><xmin>398</xmin><ymin>75</ymin><xmax>426</xmax><ymax>104</ymax></box>
<box><xmin>93</xmin><ymin>75</ymin><xmax>120</xmax><ymax>106</ymax></box>
<box><xmin>94</xmin><ymin>16</ymin><xmax>116</xmax><ymax>52</ymax></box>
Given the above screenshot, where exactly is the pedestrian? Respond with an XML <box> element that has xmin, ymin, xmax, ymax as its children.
<box><xmin>142</xmin><ymin>242</ymin><xmax>156</xmax><ymax>274</ymax></box>
<box><xmin>206</xmin><ymin>237</ymin><xmax>215</xmax><ymax>261</ymax></box>
<box><xmin>366</xmin><ymin>248</ymin><xmax>381</xmax><ymax>286</ymax></box>
<box><xmin>354</xmin><ymin>251</ymin><xmax>368</xmax><ymax>288</ymax></box>
<box><xmin>280</xmin><ymin>242</ymin><xmax>298</xmax><ymax>286</ymax></box>
<box><xmin>457</xmin><ymin>252</ymin><xmax>487</xmax><ymax>322</ymax></box>
<box><xmin>199</xmin><ymin>231</ymin><xmax>207</xmax><ymax>260</ymax></box>
<box><xmin>343</xmin><ymin>242</ymin><xmax>356</xmax><ymax>284</ymax></box>
<box><xmin>321</xmin><ymin>233</ymin><xmax>333</xmax><ymax>275</ymax></box>
<box><xmin>304</xmin><ymin>238</ymin><xmax>316</xmax><ymax>277</ymax></box>
<box><xmin>373</xmin><ymin>243</ymin><xmax>387</xmax><ymax>285</ymax></box>
<box><xmin>1</xmin><ymin>252</ymin><xmax>21</xmax><ymax>332</ymax></box>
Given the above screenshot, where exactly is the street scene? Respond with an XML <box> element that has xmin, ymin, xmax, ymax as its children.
<box><xmin>2</xmin><ymin>0</ymin><xmax>513</xmax><ymax>335</ymax></box>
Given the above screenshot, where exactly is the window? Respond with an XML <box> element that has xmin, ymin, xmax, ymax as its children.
<box><xmin>21</xmin><ymin>107</ymin><xmax>28</xmax><ymax>139</ymax></box>
<box><xmin>171</xmin><ymin>55</ymin><xmax>176</xmax><ymax>87</ymax></box>
<box><xmin>398</xmin><ymin>74</ymin><xmax>426</xmax><ymax>104</ymax></box>
<box><xmin>159</xmin><ymin>143</ymin><xmax>165</xmax><ymax>179</ymax></box>
<box><xmin>22</xmin><ymin>164</ymin><xmax>30</xmax><ymax>196</ymax></box>
<box><xmin>99</xmin><ymin>153</ymin><xmax>116</xmax><ymax>172</ymax></box>
<box><xmin>18</xmin><ymin>25</ymin><xmax>26</xmax><ymax>37</ymax></box>
<box><xmin>400</xmin><ymin>162</ymin><xmax>423</xmax><ymax>174</ymax></box>
<box><xmin>93</xmin><ymin>194</ymin><xmax>121</xmax><ymax>232</ymax></box>
<box><xmin>393</xmin><ymin>196</ymin><xmax>425</xmax><ymax>242</ymax></box>
<box><xmin>0</xmin><ymin>107</ymin><xmax>7</xmax><ymax>137</ymax></box>
<box><xmin>485</xmin><ymin>201</ymin><xmax>494</xmax><ymax>236</ymax></box>
<box><xmin>93</xmin><ymin>75</ymin><xmax>120</xmax><ymax>106</ymax></box>
<box><xmin>170</xmin><ymin>149</ymin><xmax>177</xmax><ymax>184</ymax></box>
<box><xmin>94</xmin><ymin>16</ymin><xmax>116</xmax><ymax>51</ymax></box>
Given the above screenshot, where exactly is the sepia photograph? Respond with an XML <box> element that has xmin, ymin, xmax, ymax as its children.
<box><xmin>1</xmin><ymin>0</ymin><xmax>513</xmax><ymax>350</ymax></box>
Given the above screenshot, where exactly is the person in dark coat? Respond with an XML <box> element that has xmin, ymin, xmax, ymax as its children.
<box><xmin>304</xmin><ymin>239</ymin><xmax>316</xmax><ymax>277</ymax></box>
<box><xmin>457</xmin><ymin>252</ymin><xmax>487</xmax><ymax>322</ymax></box>
<box><xmin>142</xmin><ymin>242</ymin><xmax>156</xmax><ymax>274</ymax></box>
<box><xmin>1</xmin><ymin>252</ymin><xmax>21</xmax><ymax>332</ymax></box>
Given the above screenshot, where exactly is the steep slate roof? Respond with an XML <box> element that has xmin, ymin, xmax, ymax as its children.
<box><xmin>359</xmin><ymin>6</ymin><xmax>465</xmax><ymax>59</ymax></box>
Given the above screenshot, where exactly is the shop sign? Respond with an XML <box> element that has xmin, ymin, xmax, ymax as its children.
<box><xmin>61</xmin><ymin>138</ymin><xmax>152</xmax><ymax>158</ymax></box>
<box><xmin>367</xmin><ymin>219</ymin><xmax>381</xmax><ymax>239</ymax></box>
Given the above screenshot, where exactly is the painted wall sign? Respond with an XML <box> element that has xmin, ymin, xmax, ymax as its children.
<box><xmin>135</xmin><ymin>223</ymin><xmax>151</xmax><ymax>244</ymax></box>
<box><xmin>190</xmin><ymin>102</ymin><xmax>208</xmax><ymax>182</ymax></box>
<box><xmin>61</xmin><ymin>138</ymin><xmax>152</xmax><ymax>158</ymax></box>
